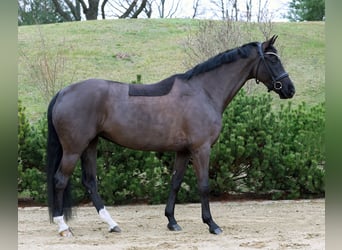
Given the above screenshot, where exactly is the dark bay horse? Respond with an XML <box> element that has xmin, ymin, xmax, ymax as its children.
<box><xmin>47</xmin><ymin>35</ymin><xmax>295</xmax><ymax>236</ymax></box>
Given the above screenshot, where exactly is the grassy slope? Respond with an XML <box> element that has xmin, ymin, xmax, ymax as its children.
<box><xmin>18</xmin><ymin>19</ymin><xmax>325</xmax><ymax>121</ymax></box>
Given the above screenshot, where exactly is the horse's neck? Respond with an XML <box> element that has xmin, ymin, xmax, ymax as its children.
<box><xmin>197</xmin><ymin>59</ymin><xmax>255</xmax><ymax>113</ymax></box>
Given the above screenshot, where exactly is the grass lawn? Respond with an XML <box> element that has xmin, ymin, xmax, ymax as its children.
<box><xmin>18</xmin><ymin>19</ymin><xmax>325</xmax><ymax>121</ymax></box>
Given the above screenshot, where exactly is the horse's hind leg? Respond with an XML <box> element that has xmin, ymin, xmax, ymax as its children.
<box><xmin>53</xmin><ymin>153</ymin><xmax>79</xmax><ymax>237</ymax></box>
<box><xmin>165</xmin><ymin>151</ymin><xmax>190</xmax><ymax>231</ymax></box>
<box><xmin>80</xmin><ymin>137</ymin><xmax>121</xmax><ymax>233</ymax></box>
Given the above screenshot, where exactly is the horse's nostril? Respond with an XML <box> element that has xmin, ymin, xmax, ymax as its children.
<box><xmin>291</xmin><ymin>88</ymin><xmax>296</xmax><ymax>96</ymax></box>
<box><xmin>288</xmin><ymin>85</ymin><xmax>295</xmax><ymax>97</ymax></box>
<box><xmin>289</xmin><ymin>90</ymin><xmax>295</xmax><ymax>98</ymax></box>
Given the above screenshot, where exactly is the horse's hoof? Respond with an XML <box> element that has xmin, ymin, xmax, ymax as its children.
<box><xmin>167</xmin><ymin>223</ymin><xmax>182</xmax><ymax>231</ymax></box>
<box><xmin>59</xmin><ymin>228</ymin><xmax>73</xmax><ymax>237</ymax></box>
<box><xmin>109</xmin><ymin>226</ymin><xmax>121</xmax><ymax>233</ymax></box>
<box><xmin>210</xmin><ymin>227</ymin><xmax>223</xmax><ymax>235</ymax></box>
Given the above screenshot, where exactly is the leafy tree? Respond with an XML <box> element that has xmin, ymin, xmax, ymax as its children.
<box><xmin>18</xmin><ymin>0</ymin><xmax>64</xmax><ymax>25</ymax></box>
<box><xmin>287</xmin><ymin>0</ymin><xmax>325</xmax><ymax>21</ymax></box>
<box><xmin>51</xmin><ymin>0</ymin><xmax>88</xmax><ymax>21</ymax></box>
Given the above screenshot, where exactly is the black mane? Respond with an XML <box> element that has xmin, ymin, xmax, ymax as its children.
<box><xmin>179</xmin><ymin>42</ymin><xmax>258</xmax><ymax>80</ymax></box>
<box><xmin>128</xmin><ymin>42</ymin><xmax>259</xmax><ymax>96</ymax></box>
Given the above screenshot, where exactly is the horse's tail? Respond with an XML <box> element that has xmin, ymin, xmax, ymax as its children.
<box><xmin>46</xmin><ymin>91</ymin><xmax>72</xmax><ymax>222</ymax></box>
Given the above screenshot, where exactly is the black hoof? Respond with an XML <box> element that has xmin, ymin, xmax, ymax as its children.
<box><xmin>109</xmin><ymin>226</ymin><xmax>121</xmax><ymax>233</ymax></box>
<box><xmin>167</xmin><ymin>223</ymin><xmax>182</xmax><ymax>231</ymax></box>
<box><xmin>209</xmin><ymin>227</ymin><xmax>223</xmax><ymax>235</ymax></box>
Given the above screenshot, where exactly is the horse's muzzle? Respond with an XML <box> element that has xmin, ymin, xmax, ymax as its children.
<box><xmin>277</xmin><ymin>77</ymin><xmax>295</xmax><ymax>99</ymax></box>
<box><xmin>279</xmin><ymin>84</ymin><xmax>295</xmax><ymax>99</ymax></box>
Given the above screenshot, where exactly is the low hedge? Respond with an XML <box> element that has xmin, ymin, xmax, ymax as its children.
<box><xmin>18</xmin><ymin>90</ymin><xmax>325</xmax><ymax>204</ymax></box>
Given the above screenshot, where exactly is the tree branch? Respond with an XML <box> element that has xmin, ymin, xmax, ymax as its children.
<box><xmin>165</xmin><ymin>0</ymin><xmax>181</xmax><ymax>18</ymax></box>
<box><xmin>101</xmin><ymin>0</ymin><xmax>109</xmax><ymax>19</ymax></box>
<box><xmin>64</xmin><ymin>0</ymin><xmax>80</xmax><ymax>20</ymax></box>
<box><xmin>51</xmin><ymin>0</ymin><xmax>74</xmax><ymax>21</ymax></box>
<box><xmin>131</xmin><ymin>0</ymin><xmax>147</xmax><ymax>18</ymax></box>
<box><xmin>120</xmin><ymin>0</ymin><xmax>138</xmax><ymax>18</ymax></box>
<box><xmin>77</xmin><ymin>0</ymin><xmax>89</xmax><ymax>13</ymax></box>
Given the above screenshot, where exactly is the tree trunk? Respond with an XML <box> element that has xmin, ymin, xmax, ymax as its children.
<box><xmin>120</xmin><ymin>0</ymin><xmax>138</xmax><ymax>18</ymax></box>
<box><xmin>131</xmin><ymin>0</ymin><xmax>147</xmax><ymax>18</ymax></box>
<box><xmin>84</xmin><ymin>0</ymin><xmax>100</xmax><ymax>20</ymax></box>
<box><xmin>101</xmin><ymin>0</ymin><xmax>109</xmax><ymax>19</ymax></box>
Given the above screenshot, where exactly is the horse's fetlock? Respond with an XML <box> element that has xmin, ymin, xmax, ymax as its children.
<box><xmin>164</xmin><ymin>208</ymin><xmax>172</xmax><ymax>218</ymax></box>
<box><xmin>202</xmin><ymin>215</ymin><xmax>212</xmax><ymax>224</ymax></box>
<box><xmin>198</xmin><ymin>184</ymin><xmax>210</xmax><ymax>194</ymax></box>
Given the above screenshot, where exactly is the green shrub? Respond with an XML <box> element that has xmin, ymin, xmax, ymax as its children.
<box><xmin>18</xmin><ymin>90</ymin><xmax>325</xmax><ymax>204</ymax></box>
<box><xmin>96</xmin><ymin>140</ymin><xmax>165</xmax><ymax>204</ymax></box>
<box><xmin>18</xmin><ymin>100</ymin><xmax>47</xmax><ymax>202</ymax></box>
<box><xmin>210</xmin><ymin>91</ymin><xmax>325</xmax><ymax>199</ymax></box>
<box><xmin>18</xmin><ymin>100</ymin><xmax>32</xmax><ymax>169</ymax></box>
<box><xmin>18</xmin><ymin>100</ymin><xmax>47</xmax><ymax>172</ymax></box>
<box><xmin>18</xmin><ymin>158</ymin><xmax>47</xmax><ymax>202</ymax></box>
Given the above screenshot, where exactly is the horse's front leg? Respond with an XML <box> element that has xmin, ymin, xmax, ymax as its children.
<box><xmin>165</xmin><ymin>151</ymin><xmax>190</xmax><ymax>231</ymax></box>
<box><xmin>192</xmin><ymin>144</ymin><xmax>223</xmax><ymax>235</ymax></box>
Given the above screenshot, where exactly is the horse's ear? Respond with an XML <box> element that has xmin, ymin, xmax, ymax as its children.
<box><xmin>262</xmin><ymin>35</ymin><xmax>278</xmax><ymax>51</ymax></box>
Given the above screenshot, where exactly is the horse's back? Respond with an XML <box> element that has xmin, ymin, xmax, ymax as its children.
<box><xmin>60</xmin><ymin>78</ymin><xmax>125</xmax><ymax>97</ymax></box>
<box><xmin>51</xmin><ymin>77</ymin><xmax>220</xmax><ymax>153</ymax></box>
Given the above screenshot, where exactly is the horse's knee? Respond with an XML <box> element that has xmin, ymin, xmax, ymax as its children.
<box><xmin>54</xmin><ymin>171</ymin><xmax>69</xmax><ymax>189</ymax></box>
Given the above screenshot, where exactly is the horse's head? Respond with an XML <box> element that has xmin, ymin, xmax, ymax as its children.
<box><xmin>255</xmin><ymin>35</ymin><xmax>295</xmax><ymax>99</ymax></box>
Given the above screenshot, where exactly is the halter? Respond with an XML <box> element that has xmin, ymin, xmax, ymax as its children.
<box><xmin>255</xmin><ymin>43</ymin><xmax>289</xmax><ymax>92</ymax></box>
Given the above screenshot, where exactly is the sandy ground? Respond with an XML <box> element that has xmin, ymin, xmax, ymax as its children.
<box><xmin>18</xmin><ymin>199</ymin><xmax>324</xmax><ymax>250</ymax></box>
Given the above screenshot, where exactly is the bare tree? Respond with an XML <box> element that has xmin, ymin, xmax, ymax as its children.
<box><xmin>210</xmin><ymin>0</ymin><xmax>224</xmax><ymax>19</ymax></box>
<box><xmin>257</xmin><ymin>0</ymin><xmax>271</xmax><ymax>23</ymax></box>
<box><xmin>53</xmin><ymin>0</ymin><xmax>153</xmax><ymax>20</ymax></box>
<box><xmin>19</xmin><ymin>27</ymin><xmax>76</xmax><ymax>102</ymax></box>
<box><xmin>80</xmin><ymin>0</ymin><xmax>100</xmax><ymax>19</ymax></box>
<box><xmin>192</xmin><ymin>0</ymin><xmax>201</xmax><ymax>18</ymax></box>
<box><xmin>108</xmin><ymin>0</ymin><xmax>151</xmax><ymax>18</ymax></box>
<box><xmin>51</xmin><ymin>0</ymin><xmax>81</xmax><ymax>21</ymax></box>
<box><xmin>52</xmin><ymin>0</ymin><xmax>104</xmax><ymax>20</ymax></box>
<box><xmin>183</xmin><ymin>19</ymin><xmax>248</xmax><ymax>67</ymax></box>
<box><xmin>232</xmin><ymin>0</ymin><xmax>238</xmax><ymax>21</ymax></box>
<box><xmin>210</xmin><ymin>0</ymin><xmax>239</xmax><ymax>20</ymax></box>
<box><xmin>156</xmin><ymin>0</ymin><xmax>181</xmax><ymax>18</ymax></box>
<box><xmin>144</xmin><ymin>0</ymin><xmax>152</xmax><ymax>18</ymax></box>
<box><xmin>257</xmin><ymin>0</ymin><xmax>274</xmax><ymax>39</ymax></box>
<box><xmin>245</xmin><ymin>0</ymin><xmax>252</xmax><ymax>22</ymax></box>
<box><xmin>101</xmin><ymin>0</ymin><xmax>109</xmax><ymax>19</ymax></box>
